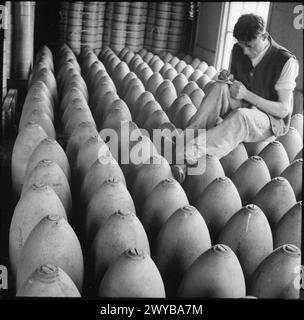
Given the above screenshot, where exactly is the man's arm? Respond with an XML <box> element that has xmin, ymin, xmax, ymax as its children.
<box><xmin>230</xmin><ymin>57</ymin><xmax>299</xmax><ymax>119</ymax></box>
<box><xmin>230</xmin><ymin>81</ymin><xmax>293</xmax><ymax>118</ymax></box>
<box><xmin>244</xmin><ymin>88</ymin><xmax>292</xmax><ymax>118</ymax></box>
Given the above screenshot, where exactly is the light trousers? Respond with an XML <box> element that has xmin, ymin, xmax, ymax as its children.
<box><xmin>177</xmin><ymin>82</ymin><xmax>274</xmax><ymax>161</ymax></box>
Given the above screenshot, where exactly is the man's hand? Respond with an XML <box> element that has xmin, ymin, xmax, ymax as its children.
<box><xmin>229</xmin><ymin>80</ymin><xmax>248</xmax><ymax>100</ymax></box>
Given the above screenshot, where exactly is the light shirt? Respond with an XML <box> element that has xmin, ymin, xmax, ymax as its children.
<box><xmin>250</xmin><ymin>39</ymin><xmax>299</xmax><ymax>91</ymax></box>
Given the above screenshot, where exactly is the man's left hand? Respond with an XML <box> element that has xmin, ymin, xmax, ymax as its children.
<box><xmin>230</xmin><ymin>80</ymin><xmax>248</xmax><ymax>100</ymax></box>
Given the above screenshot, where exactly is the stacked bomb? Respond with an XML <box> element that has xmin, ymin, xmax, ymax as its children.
<box><xmin>62</xmin><ymin>2</ymin><xmax>83</xmax><ymax>55</ymax></box>
<box><xmin>101</xmin><ymin>2</ymin><xmax>115</xmax><ymax>49</ymax></box>
<box><xmin>167</xmin><ymin>3</ymin><xmax>188</xmax><ymax>54</ymax></box>
<box><xmin>81</xmin><ymin>2</ymin><xmax>100</xmax><ymax>53</ymax></box>
<box><xmin>58</xmin><ymin>2</ymin><xmax>189</xmax><ymax>56</ymax></box>
<box><xmin>59</xmin><ymin>2</ymin><xmax>106</xmax><ymax>55</ymax></box>
<box><xmin>97</xmin><ymin>46</ymin><xmax>299</xmax><ymax>295</ymax></box>
<box><xmin>151</xmin><ymin>2</ymin><xmax>172</xmax><ymax>54</ymax></box>
<box><xmin>125</xmin><ymin>2</ymin><xmax>148</xmax><ymax>53</ymax></box>
<box><xmin>10</xmin><ymin>45</ymin><xmax>83</xmax><ymax>297</ymax></box>
<box><xmin>12</xmin><ymin>2</ymin><xmax>35</xmax><ymax>80</ymax></box>
<box><xmin>110</xmin><ymin>3</ymin><xmax>130</xmax><ymax>54</ymax></box>
<box><xmin>117</xmin><ymin>44</ymin><xmax>302</xmax><ymax>298</ymax></box>
<box><xmin>143</xmin><ymin>2</ymin><xmax>157</xmax><ymax>52</ymax></box>
<box><xmin>8</xmin><ymin>43</ymin><xmax>302</xmax><ymax>298</ymax></box>
<box><xmin>77</xmin><ymin>46</ymin><xmax>166</xmax><ymax>297</ymax></box>
<box><xmin>95</xmin><ymin>2</ymin><xmax>106</xmax><ymax>55</ymax></box>
<box><xmin>144</xmin><ymin>2</ymin><xmax>188</xmax><ymax>54</ymax></box>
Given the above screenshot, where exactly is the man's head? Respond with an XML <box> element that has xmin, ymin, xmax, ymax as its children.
<box><xmin>233</xmin><ymin>14</ymin><xmax>269</xmax><ymax>59</ymax></box>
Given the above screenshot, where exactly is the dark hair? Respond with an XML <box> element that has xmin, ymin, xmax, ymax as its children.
<box><xmin>233</xmin><ymin>14</ymin><xmax>265</xmax><ymax>42</ymax></box>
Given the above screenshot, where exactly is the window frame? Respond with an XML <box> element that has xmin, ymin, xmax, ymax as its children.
<box><xmin>215</xmin><ymin>2</ymin><xmax>271</xmax><ymax>71</ymax></box>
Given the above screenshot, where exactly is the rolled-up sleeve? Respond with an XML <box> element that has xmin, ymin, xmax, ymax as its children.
<box><xmin>275</xmin><ymin>57</ymin><xmax>299</xmax><ymax>91</ymax></box>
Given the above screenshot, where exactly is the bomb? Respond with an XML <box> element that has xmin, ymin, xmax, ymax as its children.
<box><xmin>290</xmin><ymin>113</ymin><xmax>303</xmax><ymax>139</ymax></box>
<box><xmin>136</xmin><ymin>100</ymin><xmax>162</xmax><ymax>128</ymax></box>
<box><xmin>80</xmin><ymin>154</ymin><xmax>126</xmax><ymax>207</ymax></box>
<box><xmin>218</xmin><ymin>204</ymin><xmax>273</xmax><ymax>286</ymax></box>
<box><xmin>163</xmin><ymin>67</ymin><xmax>178</xmax><ymax>82</ymax></box>
<box><xmin>62</xmin><ymin>101</ymin><xmax>93</xmax><ymax>136</ymax></box>
<box><xmin>141</xmin><ymin>178</ymin><xmax>189</xmax><ymax>247</ymax></box>
<box><xmin>281</xmin><ymin>158</ymin><xmax>303</xmax><ymax>201</ymax></box>
<box><xmin>131</xmin><ymin>154</ymin><xmax>173</xmax><ymax>214</ymax></box>
<box><xmin>273</xmin><ymin>201</ymin><xmax>302</xmax><ymax>249</ymax></box>
<box><xmin>74</xmin><ymin>135</ymin><xmax>110</xmax><ymax>186</ymax></box>
<box><xmin>138</xmin><ymin>67</ymin><xmax>154</xmax><ymax>86</ymax></box>
<box><xmin>252</xmin><ymin>177</ymin><xmax>296</xmax><ymax>230</ymax></box>
<box><xmin>16</xmin><ymin>215</ymin><xmax>84</xmax><ymax>292</ymax></box>
<box><xmin>195</xmin><ymin>177</ymin><xmax>242</xmax><ymax>244</ymax></box>
<box><xmin>91</xmin><ymin>210</ymin><xmax>150</xmax><ymax>286</ymax></box>
<box><xmin>143</xmin><ymin>110</ymin><xmax>170</xmax><ymax>136</ymax></box>
<box><xmin>181</xmin><ymin>81</ymin><xmax>199</xmax><ymax>97</ymax></box>
<box><xmin>153</xmin><ymin>205</ymin><xmax>211</xmax><ymax>297</ymax></box>
<box><xmin>93</xmin><ymin>91</ymin><xmax>119</xmax><ymax>127</ymax></box>
<box><xmin>258</xmin><ymin>140</ymin><xmax>290</xmax><ymax>178</ymax></box>
<box><xmin>16</xmin><ymin>264</ymin><xmax>81</xmax><ymax>297</ymax></box>
<box><xmin>172</xmin><ymin>73</ymin><xmax>188</xmax><ymax>95</ymax></box>
<box><xmin>98</xmin><ymin>248</ymin><xmax>166</xmax><ymax>298</ymax></box>
<box><xmin>61</xmin><ymin>94</ymin><xmax>88</xmax><ymax>127</ymax></box>
<box><xmin>167</xmin><ymin>94</ymin><xmax>193</xmax><ymax>121</ymax></box>
<box><xmin>21</xmin><ymin>159</ymin><xmax>72</xmax><ymax>218</ymax></box>
<box><xmin>189</xmin><ymin>88</ymin><xmax>205</xmax><ymax>109</ymax></box>
<box><xmin>124</xmin><ymin>83</ymin><xmax>145</xmax><ymax>115</ymax></box>
<box><xmin>277</xmin><ymin>127</ymin><xmax>302</xmax><ymax>162</ymax></box>
<box><xmin>204</xmin><ymin>65</ymin><xmax>217</xmax><ymax>79</ymax></box>
<box><xmin>175</xmin><ymin>60</ymin><xmax>187</xmax><ymax>73</ymax></box>
<box><xmin>26</xmin><ymin>137</ymin><xmax>71</xmax><ymax>182</ymax></box>
<box><xmin>182</xmin><ymin>65</ymin><xmax>195</xmax><ymax>80</ymax></box>
<box><xmin>155</xmin><ymin>85</ymin><xmax>177</xmax><ymax>114</ymax></box>
<box><xmin>85</xmin><ymin>178</ymin><xmax>135</xmax><ymax>243</ymax></box>
<box><xmin>101</xmin><ymin>106</ymin><xmax>133</xmax><ymax>132</ymax></box>
<box><xmin>132</xmin><ymin>91</ymin><xmax>154</xmax><ymax>121</ymax></box>
<box><xmin>20</xmin><ymin>109</ymin><xmax>56</xmax><ymax>138</ymax></box>
<box><xmin>294</xmin><ymin>148</ymin><xmax>302</xmax><ymax>160</ymax></box>
<box><xmin>249</xmin><ymin>244</ymin><xmax>301</xmax><ymax>298</ymax></box>
<box><xmin>183</xmin><ymin>154</ymin><xmax>225</xmax><ymax>205</ymax></box>
<box><xmin>172</xmin><ymin>103</ymin><xmax>197</xmax><ymax>130</ymax></box>
<box><xmin>9</xmin><ymin>184</ymin><xmax>67</xmax><ymax>278</ymax></box>
<box><xmin>125</xmin><ymin>135</ymin><xmax>159</xmax><ymax>187</ymax></box>
<box><xmin>220</xmin><ymin>143</ymin><xmax>248</xmax><ymax>178</ymax></box>
<box><xmin>188</xmin><ymin>69</ymin><xmax>203</xmax><ymax>82</ymax></box>
<box><xmin>231</xmin><ymin>156</ymin><xmax>271</xmax><ymax>205</ymax></box>
<box><xmin>146</xmin><ymin>72</ymin><xmax>164</xmax><ymax>95</ymax></box>
<box><xmin>196</xmin><ymin>74</ymin><xmax>211</xmax><ymax>90</ymax></box>
<box><xmin>65</xmin><ymin>121</ymin><xmax>98</xmax><ymax>168</ymax></box>
<box><xmin>11</xmin><ymin>123</ymin><xmax>48</xmax><ymax>197</ymax></box>
<box><xmin>177</xmin><ymin>244</ymin><xmax>246</xmax><ymax>298</ymax></box>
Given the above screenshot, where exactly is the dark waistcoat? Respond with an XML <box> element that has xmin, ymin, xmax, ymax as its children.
<box><xmin>231</xmin><ymin>36</ymin><xmax>296</xmax><ymax>136</ymax></box>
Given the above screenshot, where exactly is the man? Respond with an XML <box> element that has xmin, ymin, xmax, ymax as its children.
<box><xmin>172</xmin><ymin>13</ymin><xmax>299</xmax><ymax>183</ymax></box>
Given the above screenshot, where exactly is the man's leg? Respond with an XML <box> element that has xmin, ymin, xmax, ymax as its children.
<box><xmin>186</xmin><ymin>82</ymin><xmax>242</xmax><ymax>130</ymax></box>
<box><xmin>172</xmin><ymin>107</ymin><xmax>274</xmax><ymax>183</ymax></box>
<box><xmin>172</xmin><ymin>82</ymin><xmax>242</xmax><ymax>182</ymax></box>
<box><xmin>186</xmin><ymin>107</ymin><xmax>274</xmax><ymax>161</ymax></box>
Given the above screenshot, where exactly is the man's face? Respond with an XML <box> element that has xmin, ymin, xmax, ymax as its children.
<box><xmin>237</xmin><ymin>33</ymin><xmax>267</xmax><ymax>59</ymax></box>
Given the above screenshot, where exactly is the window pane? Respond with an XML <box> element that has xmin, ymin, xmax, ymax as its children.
<box><xmin>216</xmin><ymin>2</ymin><xmax>270</xmax><ymax>70</ymax></box>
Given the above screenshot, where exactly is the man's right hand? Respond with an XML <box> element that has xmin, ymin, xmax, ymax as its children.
<box><xmin>229</xmin><ymin>80</ymin><xmax>248</xmax><ymax>100</ymax></box>
<box><xmin>218</xmin><ymin>69</ymin><xmax>234</xmax><ymax>82</ymax></box>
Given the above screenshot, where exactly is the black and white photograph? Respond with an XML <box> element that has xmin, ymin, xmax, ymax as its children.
<box><xmin>0</xmin><ymin>1</ymin><xmax>303</xmax><ymax>317</ymax></box>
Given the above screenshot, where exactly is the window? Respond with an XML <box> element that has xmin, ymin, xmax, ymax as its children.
<box><xmin>215</xmin><ymin>2</ymin><xmax>270</xmax><ymax>71</ymax></box>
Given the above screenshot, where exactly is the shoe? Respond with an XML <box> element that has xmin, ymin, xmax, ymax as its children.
<box><xmin>171</xmin><ymin>164</ymin><xmax>187</xmax><ymax>184</ymax></box>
